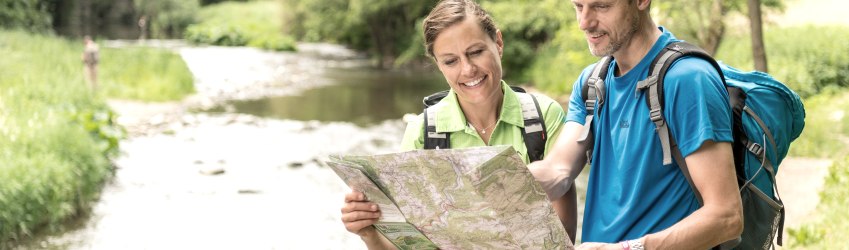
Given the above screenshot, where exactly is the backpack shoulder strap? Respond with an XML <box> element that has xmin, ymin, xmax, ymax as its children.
<box><xmin>422</xmin><ymin>91</ymin><xmax>451</xmax><ymax>149</ymax></box>
<box><xmin>423</xmin><ymin>104</ymin><xmax>449</xmax><ymax>149</ymax></box>
<box><xmin>515</xmin><ymin>92</ymin><xmax>547</xmax><ymax>162</ymax></box>
<box><xmin>636</xmin><ymin>41</ymin><xmax>725</xmax><ymax>205</ymax></box>
<box><xmin>578</xmin><ymin>56</ymin><xmax>613</xmax><ymax>164</ymax></box>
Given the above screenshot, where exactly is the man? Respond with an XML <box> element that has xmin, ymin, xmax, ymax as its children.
<box><xmin>529</xmin><ymin>0</ymin><xmax>743</xmax><ymax>249</ymax></box>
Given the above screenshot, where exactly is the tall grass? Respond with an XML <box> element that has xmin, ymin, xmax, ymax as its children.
<box><xmin>0</xmin><ymin>29</ymin><xmax>193</xmax><ymax>246</ymax></box>
<box><xmin>185</xmin><ymin>0</ymin><xmax>297</xmax><ymax>51</ymax></box>
<box><xmin>100</xmin><ymin>47</ymin><xmax>195</xmax><ymax>101</ymax></box>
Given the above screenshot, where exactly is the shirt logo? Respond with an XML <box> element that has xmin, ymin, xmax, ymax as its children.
<box><xmin>619</xmin><ymin>120</ymin><xmax>630</xmax><ymax>128</ymax></box>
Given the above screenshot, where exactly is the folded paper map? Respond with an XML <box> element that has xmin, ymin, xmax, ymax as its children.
<box><xmin>327</xmin><ymin>145</ymin><xmax>573</xmax><ymax>249</ymax></box>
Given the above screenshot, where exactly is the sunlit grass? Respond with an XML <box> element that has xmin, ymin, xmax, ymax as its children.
<box><xmin>0</xmin><ymin>29</ymin><xmax>192</xmax><ymax>245</ymax></box>
<box><xmin>185</xmin><ymin>0</ymin><xmax>297</xmax><ymax>51</ymax></box>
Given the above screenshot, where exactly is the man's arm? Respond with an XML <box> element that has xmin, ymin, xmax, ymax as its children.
<box><xmin>529</xmin><ymin>121</ymin><xmax>589</xmax><ymax>242</ymax></box>
<box><xmin>551</xmin><ymin>182</ymin><xmax>578</xmax><ymax>243</ymax></box>
<box><xmin>640</xmin><ymin>140</ymin><xmax>743</xmax><ymax>249</ymax></box>
<box><xmin>529</xmin><ymin>121</ymin><xmax>589</xmax><ymax>201</ymax></box>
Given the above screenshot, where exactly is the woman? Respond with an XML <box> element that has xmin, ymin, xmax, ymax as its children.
<box><xmin>340</xmin><ymin>0</ymin><xmax>575</xmax><ymax>248</ymax></box>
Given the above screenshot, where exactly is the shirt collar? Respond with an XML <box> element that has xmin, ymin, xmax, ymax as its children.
<box><xmin>434</xmin><ymin>81</ymin><xmax>526</xmax><ymax>133</ymax></box>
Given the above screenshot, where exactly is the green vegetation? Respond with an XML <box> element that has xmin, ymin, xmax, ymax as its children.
<box><xmin>185</xmin><ymin>0</ymin><xmax>296</xmax><ymax>51</ymax></box>
<box><xmin>782</xmin><ymin>91</ymin><xmax>849</xmax><ymax>248</ymax></box>
<box><xmin>0</xmin><ymin>29</ymin><xmax>193</xmax><ymax>245</ymax></box>
<box><xmin>786</xmin><ymin>155</ymin><xmax>849</xmax><ymax>249</ymax></box>
<box><xmin>715</xmin><ymin>25</ymin><xmax>849</xmax><ymax>98</ymax></box>
<box><xmin>100</xmin><ymin>47</ymin><xmax>195</xmax><ymax>101</ymax></box>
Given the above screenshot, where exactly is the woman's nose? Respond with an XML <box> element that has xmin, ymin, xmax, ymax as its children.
<box><xmin>461</xmin><ymin>58</ymin><xmax>476</xmax><ymax>77</ymax></box>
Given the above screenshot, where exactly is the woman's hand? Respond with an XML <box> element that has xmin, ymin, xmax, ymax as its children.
<box><xmin>341</xmin><ymin>191</ymin><xmax>381</xmax><ymax>237</ymax></box>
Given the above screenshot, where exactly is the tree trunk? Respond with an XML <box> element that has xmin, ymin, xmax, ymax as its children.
<box><xmin>748</xmin><ymin>0</ymin><xmax>769</xmax><ymax>72</ymax></box>
<box><xmin>702</xmin><ymin>0</ymin><xmax>726</xmax><ymax>55</ymax></box>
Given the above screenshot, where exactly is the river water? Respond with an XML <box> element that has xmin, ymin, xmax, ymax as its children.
<box><xmin>23</xmin><ymin>43</ymin><xmax>586</xmax><ymax>249</ymax></box>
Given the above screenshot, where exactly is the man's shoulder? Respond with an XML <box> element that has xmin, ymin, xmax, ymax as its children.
<box><xmin>663</xmin><ymin>56</ymin><xmax>722</xmax><ymax>83</ymax></box>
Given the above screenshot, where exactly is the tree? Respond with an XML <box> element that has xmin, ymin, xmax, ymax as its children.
<box><xmin>655</xmin><ymin>0</ymin><xmax>784</xmax><ymax>56</ymax></box>
<box><xmin>748</xmin><ymin>0</ymin><xmax>768</xmax><ymax>72</ymax></box>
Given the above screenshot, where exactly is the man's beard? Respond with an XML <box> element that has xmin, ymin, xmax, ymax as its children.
<box><xmin>589</xmin><ymin>14</ymin><xmax>640</xmax><ymax>57</ymax></box>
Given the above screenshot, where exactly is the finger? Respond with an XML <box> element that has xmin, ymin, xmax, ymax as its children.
<box><xmin>344</xmin><ymin>191</ymin><xmax>366</xmax><ymax>203</ymax></box>
<box><xmin>341</xmin><ymin>210</ymin><xmax>381</xmax><ymax>223</ymax></box>
<box><xmin>341</xmin><ymin>201</ymin><xmax>379</xmax><ymax>214</ymax></box>
<box><xmin>344</xmin><ymin>219</ymin><xmax>379</xmax><ymax>234</ymax></box>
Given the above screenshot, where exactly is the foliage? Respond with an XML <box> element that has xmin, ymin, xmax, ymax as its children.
<box><xmin>0</xmin><ymin>0</ymin><xmax>53</xmax><ymax>32</ymax></box>
<box><xmin>134</xmin><ymin>0</ymin><xmax>200</xmax><ymax>38</ymax></box>
<box><xmin>283</xmin><ymin>0</ymin><xmax>432</xmax><ymax>67</ymax></box>
<box><xmin>0</xmin><ymin>29</ymin><xmax>189</xmax><ymax>245</ymax></box>
<box><xmin>0</xmin><ymin>29</ymin><xmax>116</xmax><ymax>245</ymax></box>
<box><xmin>483</xmin><ymin>0</ymin><xmax>569</xmax><ymax>82</ymax></box>
<box><xmin>653</xmin><ymin>0</ymin><xmax>784</xmax><ymax>54</ymax></box>
<box><xmin>715</xmin><ymin>25</ymin><xmax>849</xmax><ymax>98</ymax></box>
<box><xmin>786</xmin><ymin>155</ymin><xmax>849</xmax><ymax>248</ymax></box>
<box><xmin>185</xmin><ymin>0</ymin><xmax>296</xmax><ymax>51</ymax></box>
<box><xmin>99</xmin><ymin>47</ymin><xmax>196</xmax><ymax>101</ymax></box>
<box><xmin>526</xmin><ymin>21</ymin><xmax>596</xmax><ymax>94</ymax></box>
<box><xmin>785</xmin><ymin>91</ymin><xmax>849</xmax><ymax>158</ymax></box>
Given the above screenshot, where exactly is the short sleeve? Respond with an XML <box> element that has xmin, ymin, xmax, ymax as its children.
<box><xmin>663</xmin><ymin>58</ymin><xmax>733</xmax><ymax>157</ymax></box>
<box><xmin>566</xmin><ymin>65</ymin><xmax>595</xmax><ymax>125</ymax></box>
<box><xmin>400</xmin><ymin>113</ymin><xmax>425</xmax><ymax>151</ymax></box>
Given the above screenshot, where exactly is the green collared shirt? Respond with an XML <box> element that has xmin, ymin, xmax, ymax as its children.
<box><xmin>401</xmin><ymin>81</ymin><xmax>566</xmax><ymax>163</ymax></box>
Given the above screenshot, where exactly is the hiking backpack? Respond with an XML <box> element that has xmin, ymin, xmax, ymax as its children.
<box><xmin>421</xmin><ymin>86</ymin><xmax>549</xmax><ymax>162</ymax></box>
<box><xmin>578</xmin><ymin>42</ymin><xmax>806</xmax><ymax>249</ymax></box>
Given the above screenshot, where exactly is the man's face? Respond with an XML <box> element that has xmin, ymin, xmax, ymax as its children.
<box><xmin>572</xmin><ymin>0</ymin><xmax>640</xmax><ymax>57</ymax></box>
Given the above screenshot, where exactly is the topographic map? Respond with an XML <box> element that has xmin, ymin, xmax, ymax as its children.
<box><xmin>328</xmin><ymin>145</ymin><xmax>572</xmax><ymax>249</ymax></box>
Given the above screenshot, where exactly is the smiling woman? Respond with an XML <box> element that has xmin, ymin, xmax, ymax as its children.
<box><xmin>337</xmin><ymin>0</ymin><xmax>575</xmax><ymax>249</ymax></box>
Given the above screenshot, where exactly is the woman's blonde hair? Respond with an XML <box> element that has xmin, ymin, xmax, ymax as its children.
<box><xmin>422</xmin><ymin>0</ymin><xmax>498</xmax><ymax>58</ymax></box>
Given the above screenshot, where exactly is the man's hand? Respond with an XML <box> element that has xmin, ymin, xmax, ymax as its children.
<box><xmin>341</xmin><ymin>191</ymin><xmax>381</xmax><ymax>237</ymax></box>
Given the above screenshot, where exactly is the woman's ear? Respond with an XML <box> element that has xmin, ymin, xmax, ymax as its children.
<box><xmin>495</xmin><ymin>30</ymin><xmax>504</xmax><ymax>58</ymax></box>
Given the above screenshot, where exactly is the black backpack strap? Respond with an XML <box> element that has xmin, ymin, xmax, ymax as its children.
<box><xmin>515</xmin><ymin>92</ymin><xmax>547</xmax><ymax>162</ymax></box>
<box><xmin>423</xmin><ymin>104</ymin><xmax>449</xmax><ymax>149</ymax></box>
<box><xmin>579</xmin><ymin>56</ymin><xmax>613</xmax><ymax>164</ymax></box>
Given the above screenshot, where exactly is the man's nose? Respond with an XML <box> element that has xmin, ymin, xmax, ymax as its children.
<box><xmin>577</xmin><ymin>9</ymin><xmax>595</xmax><ymax>31</ymax></box>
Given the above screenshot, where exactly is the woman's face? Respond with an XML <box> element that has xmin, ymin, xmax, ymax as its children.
<box><xmin>432</xmin><ymin>18</ymin><xmax>504</xmax><ymax>106</ymax></box>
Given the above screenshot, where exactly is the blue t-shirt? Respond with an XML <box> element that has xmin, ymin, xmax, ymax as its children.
<box><xmin>566</xmin><ymin>27</ymin><xmax>733</xmax><ymax>243</ymax></box>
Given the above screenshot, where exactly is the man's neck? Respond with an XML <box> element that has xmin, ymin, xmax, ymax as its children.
<box><xmin>612</xmin><ymin>23</ymin><xmax>662</xmax><ymax>77</ymax></box>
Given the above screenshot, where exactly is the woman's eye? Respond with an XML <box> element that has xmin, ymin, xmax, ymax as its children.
<box><xmin>470</xmin><ymin>50</ymin><xmax>483</xmax><ymax>56</ymax></box>
<box><xmin>443</xmin><ymin>59</ymin><xmax>457</xmax><ymax>66</ymax></box>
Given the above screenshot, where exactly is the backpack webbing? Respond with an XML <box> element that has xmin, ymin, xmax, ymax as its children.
<box><xmin>421</xmin><ymin>86</ymin><xmax>548</xmax><ymax>162</ymax></box>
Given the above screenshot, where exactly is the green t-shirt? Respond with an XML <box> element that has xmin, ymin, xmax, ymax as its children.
<box><xmin>401</xmin><ymin>81</ymin><xmax>566</xmax><ymax>163</ymax></box>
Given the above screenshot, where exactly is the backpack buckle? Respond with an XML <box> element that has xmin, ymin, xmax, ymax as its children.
<box><xmin>748</xmin><ymin>142</ymin><xmax>764</xmax><ymax>157</ymax></box>
<box><xmin>649</xmin><ymin>108</ymin><xmax>664</xmax><ymax>124</ymax></box>
<box><xmin>585</xmin><ymin>99</ymin><xmax>597</xmax><ymax>112</ymax></box>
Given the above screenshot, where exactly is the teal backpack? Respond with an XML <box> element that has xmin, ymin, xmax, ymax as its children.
<box><xmin>579</xmin><ymin>42</ymin><xmax>806</xmax><ymax>249</ymax></box>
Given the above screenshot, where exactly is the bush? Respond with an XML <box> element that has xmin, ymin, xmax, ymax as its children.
<box><xmin>0</xmin><ymin>29</ymin><xmax>190</xmax><ymax>245</ymax></box>
<box><xmin>100</xmin><ymin>47</ymin><xmax>195</xmax><ymax>101</ymax></box>
<box><xmin>0</xmin><ymin>30</ymin><xmax>121</xmax><ymax>245</ymax></box>
<box><xmin>715</xmin><ymin>25</ymin><xmax>849</xmax><ymax>98</ymax></box>
<box><xmin>185</xmin><ymin>0</ymin><xmax>297</xmax><ymax>51</ymax></box>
